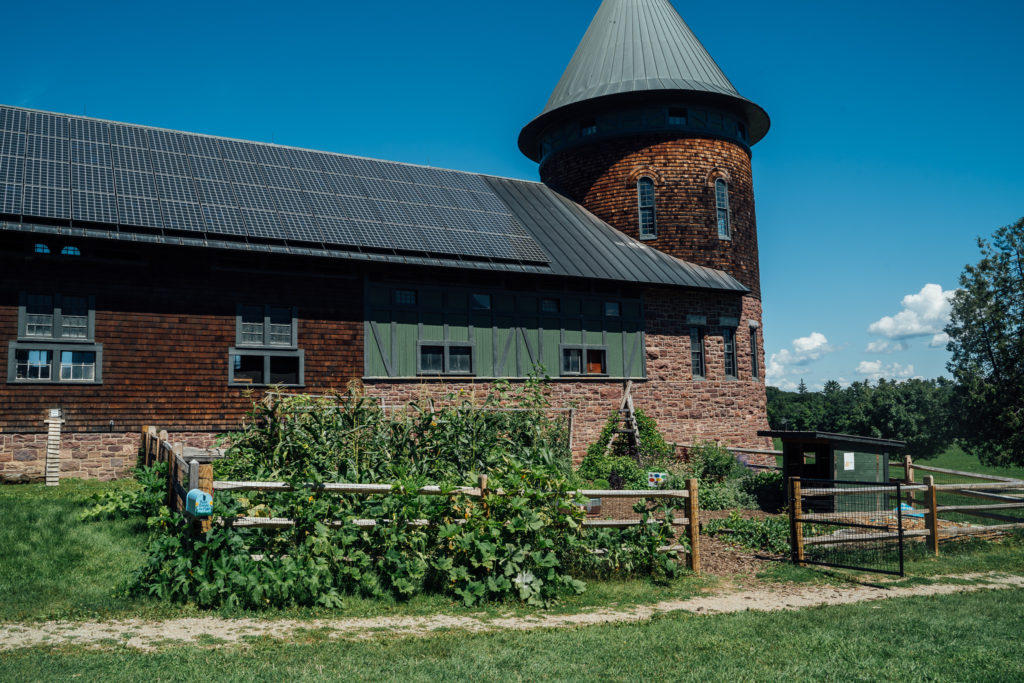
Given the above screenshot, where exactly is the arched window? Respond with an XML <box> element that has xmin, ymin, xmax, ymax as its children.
<box><xmin>33</xmin><ymin>243</ymin><xmax>50</xmax><ymax>254</ymax></box>
<box><xmin>715</xmin><ymin>178</ymin><xmax>731</xmax><ymax>239</ymax></box>
<box><xmin>61</xmin><ymin>246</ymin><xmax>81</xmax><ymax>256</ymax></box>
<box><xmin>637</xmin><ymin>177</ymin><xmax>656</xmax><ymax>239</ymax></box>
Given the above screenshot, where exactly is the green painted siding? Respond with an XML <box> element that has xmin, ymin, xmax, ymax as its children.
<box><xmin>364</xmin><ymin>282</ymin><xmax>645</xmax><ymax>379</ymax></box>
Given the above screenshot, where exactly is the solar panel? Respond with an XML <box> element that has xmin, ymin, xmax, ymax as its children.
<box><xmin>112</xmin><ymin>145</ymin><xmax>152</xmax><ymax>173</ymax></box>
<box><xmin>202</xmin><ymin>204</ymin><xmax>247</xmax><ymax>237</ymax></box>
<box><xmin>115</xmin><ymin>169</ymin><xmax>158</xmax><ymax>199</ymax></box>
<box><xmin>23</xmin><ymin>186</ymin><xmax>70</xmax><ymax>219</ymax></box>
<box><xmin>109</xmin><ymin>124</ymin><xmax>147</xmax><ymax>148</ymax></box>
<box><xmin>195</xmin><ymin>179</ymin><xmax>237</xmax><ymax>206</ymax></box>
<box><xmin>0</xmin><ymin>155</ymin><xmax>24</xmax><ymax>185</ymax></box>
<box><xmin>118</xmin><ymin>195</ymin><xmax>163</xmax><ymax>228</ymax></box>
<box><xmin>161</xmin><ymin>200</ymin><xmax>205</xmax><ymax>232</ymax></box>
<box><xmin>267</xmin><ymin>186</ymin><xmax>309</xmax><ymax>214</ymax></box>
<box><xmin>191</xmin><ymin>155</ymin><xmax>229</xmax><ymax>181</ymax></box>
<box><xmin>28</xmin><ymin>112</ymin><xmax>65</xmax><ymax>137</ymax></box>
<box><xmin>1</xmin><ymin>131</ymin><xmax>26</xmax><ymax>157</ymax></box>
<box><xmin>233</xmin><ymin>183</ymin><xmax>275</xmax><ymax>211</ymax></box>
<box><xmin>25</xmin><ymin>159</ymin><xmax>66</xmax><ymax>188</ymax></box>
<box><xmin>72</xmin><ymin>140</ymin><xmax>110</xmax><ymax>166</ymax></box>
<box><xmin>70</xmin><ymin>118</ymin><xmax>107</xmax><ymax>142</ymax></box>
<box><xmin>72</xmin><ymin>191</ymin><xmax>117</xmax><ymax>223</ymax></box>
<box><xmin>155</xmin><ymin>174</ymin><xmax>199</xmax><ymax>203</ymax></box>
<box><xmin>224</xmin><ymin>160</ymin><xmax>262</xmax><ymax>185</ymax></box>
<box><xmin>151</xmin><ymin>151</ymin><xmax>190</xmax><ymax>176</ymax></box>
<box><xmin>0</xmin><ymin>183</ymin><xmax>22</xmax><ymax>214</ymax></box>
<box><xmin>147</xmin><ymin>129</ymin><xmax>185</xmax><ymax>153</ymax></box>
<box><xmin>0</xmin><ymin>106</ymin><xmax>551</xmax><ymax>265</ymax></box>
<box><xmin>0</xmin><ymin>108</ymin><xmax>26</xmax><ymax>132</ymax></box>
<box><xmin>73</xmin><ymin>164</ymin><xmax>114</xmax><ymax>193</ymax></box>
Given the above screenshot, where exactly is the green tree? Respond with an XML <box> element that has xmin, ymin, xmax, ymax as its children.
<box><xmin>946</xmin><ymin>216</ymin><xmax>1024</xmax><ymax>466</ymax></box>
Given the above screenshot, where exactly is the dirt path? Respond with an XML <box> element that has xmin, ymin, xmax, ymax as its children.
<box><xmin>3</xmin><ymin>573</ymin><xmax>1022</xmax><ymax>651</ymax></box>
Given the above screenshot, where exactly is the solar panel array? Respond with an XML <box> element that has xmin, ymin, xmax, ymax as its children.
<box><xmin>0</xmin><ymin>106</ymin><xmax>548</xmax><ymax>264</ymax></box>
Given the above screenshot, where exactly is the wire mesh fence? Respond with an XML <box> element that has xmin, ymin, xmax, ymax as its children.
<box><xmin>791</xmin><ymin>478</ymin><xmax>905</xmax><ymax>576</ymax></box>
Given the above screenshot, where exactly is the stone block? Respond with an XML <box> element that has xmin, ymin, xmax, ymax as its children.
<box><xmin>14</xmin><ymin>449</ymin><xmax>38</xmax><ymax>462</ymax></box>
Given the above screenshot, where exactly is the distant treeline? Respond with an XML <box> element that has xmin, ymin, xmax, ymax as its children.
<box><xmin>766</xmin><ymin>378</ymin><xmax>956</xmax><ymax>459</ymax></box>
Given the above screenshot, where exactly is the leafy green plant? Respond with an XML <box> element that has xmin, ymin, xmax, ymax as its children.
<box><xmin>80</xmin><ymin>462</ymin><xmax>168</xmax><ymax>521</ymax></box>
<box><xmin>742</xmin><ymin>470</ymin><xmax>785</xmax><ymax>512</ymax></box>
<box><xmin>704</xmin><ymin>511</ymin><xmax>790</xmax><ymax>554</ymax></box>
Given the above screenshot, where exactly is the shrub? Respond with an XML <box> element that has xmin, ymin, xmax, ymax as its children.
<box><xmin>704</xmin><ymin>511</ymin><xmax>790</xmax><ymax>554</ymax></box>
<box><xmin>579</xmin><ymin>409</ymin><xmax>676</xmax><ymax>489</ymax></box>
<box><xmin>741</xmin><ymin>470</ymin><xmax>785</xmax><ymax>512</ymax></box>
<box><xmin>80</xmin><ymin>462</ymin><xmax>168</xmax><ymax>521</ymax></box>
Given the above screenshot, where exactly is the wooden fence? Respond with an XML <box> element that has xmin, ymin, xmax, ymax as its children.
<box><xmin>140</xmin><ymin>427</ymin><xmax>702</xmax><ymax>573</ymax></box>
<box><xmin>888</xmin><ymin>455</ymin><xmax>1024</xmax><ymax>555</ymax></box>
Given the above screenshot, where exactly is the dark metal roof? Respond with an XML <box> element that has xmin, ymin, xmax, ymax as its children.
<box><xmin>485</xmin><ymin>176</ymin><xmax>746</xmax><ymax>291</ymax></box>
<box><xmin>0</xmin><ymin>104</ymin><xmax>746</xmax><ymax>293</ymax></box>
<box><xmin>519</xmin><ymin>0</ymin><xmax>769</xmax><ymax>159</ymax></box>
<box><xmin>759</xmin><ymin>431</ymin><xmax>907</xmax><ymax>450</ymax></box>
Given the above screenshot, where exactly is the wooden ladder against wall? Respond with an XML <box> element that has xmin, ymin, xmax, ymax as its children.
<box><xmin>605</xmin><ymin>380</ymin><xmax>641</xmax><ymax>460</ymax></box>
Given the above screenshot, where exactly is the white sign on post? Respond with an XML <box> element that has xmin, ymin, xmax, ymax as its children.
<box><xmin>843</xmin><ymin>452</ymin><xmax>856</xmax><ymax>471</ymax></box>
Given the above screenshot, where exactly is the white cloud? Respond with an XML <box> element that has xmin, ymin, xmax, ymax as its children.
<box><xmin>855</xmin><ymin>360</ymin><xmax>916</xmax><ymax>381</ymax></box>
<box><xmin>767</xmin><ymin>332</ymin><xmax>835</xmax><ymax>386</ymax></box>
<box><xmin>865</xmin><ymin>340</ymin><xmax>908</xmax><ymax>353</ymax></box>
<box><xmin>867</xmin><ymin>284</ymin><xmax>955</xmax><ymax>340</ymax></box>
<box><xmin>929</xmin><ymin>332</ymin><xmax>950</xmax><ymax>348</ymax></box>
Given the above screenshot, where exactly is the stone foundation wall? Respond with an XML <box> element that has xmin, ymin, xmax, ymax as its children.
<box><xmin>0</xmin><ymin>430</ymin><xmax>221</xmax><ymax>483</ymax></box>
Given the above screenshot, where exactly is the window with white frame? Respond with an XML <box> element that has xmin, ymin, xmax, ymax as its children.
<box><xmin>8</xmin><ymin>293</ymin><xmax>102</xmax><ymax>384</ymax></box>
<box><xmin>715</xmin><ymin>178</ymin><xmax>731</xmax><ymax>239</ymax></box>
<box><xmin>637</xmin><ymin>177</ymin><xmax>657</xmax><ymax>239</ymax></box>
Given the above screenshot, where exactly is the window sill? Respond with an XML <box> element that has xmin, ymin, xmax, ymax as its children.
<box><xmin>17</xmin><ymin>337</ymin><xmax>96</xmax><ymax>344</ymax></box>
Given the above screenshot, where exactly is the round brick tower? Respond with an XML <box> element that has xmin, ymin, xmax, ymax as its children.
<box><xmin>519</xmin><ymin>0</ymin><xmax>773</xmax><ymax>452</ymax></box>
<box><xmin>518</xmin><ymin>0</ymin><xmax>769</xmax><ymax>298</ymax></box>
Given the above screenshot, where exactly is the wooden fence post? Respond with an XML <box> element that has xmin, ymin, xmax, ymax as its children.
<box><xmin>198</xmin><ymin>463</ymin><xmax>214</xmax><ymax>534</ymax></box>
<box><xmin>141</xmin><ymin>426</ymin><xmax>150</xmax><ymax>467</ymax></box>
<box><xmin>686</xmin><ymin>478</ymin><xmax>700</xmax><ymax>575</ymax></box>
<box><xmin>904</xmin><ymin>454</ymin><xmax>915</xmax><ymax>506</ymax></box>
<box><xmin>189</xmin><ymin>459</ymin><xmax>200</xmax><ymax>492</ymax></box>
<box><xmin>478</xmin><ymin>474</ymin><xmax>489</xmax><ymax>517</ymax></box>
<box><xmin>790</xmin><ymin>478</ymin><xmax>805</xmax><ymax>566</ymax></box>
<box><xmin>924</xmin><ymin>475</ymin><xmax>940</xmax><ymax>556</ymax></box>
<box><xmin>170</xmin><ymin>443</ymin><xmax>183</xmax><ymax>511</ymax></box>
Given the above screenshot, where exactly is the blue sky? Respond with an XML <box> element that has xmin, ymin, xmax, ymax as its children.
<box><xmin>4</xmin><ymin>0</ymin><xmax>1023</xmax><ymax>390</ymax></box>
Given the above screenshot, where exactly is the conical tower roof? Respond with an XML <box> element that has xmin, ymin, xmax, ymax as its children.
<box><xmin>519</xmin><ymin>0</ymin><xmax>769</xmax><ymax>161</ymax></box>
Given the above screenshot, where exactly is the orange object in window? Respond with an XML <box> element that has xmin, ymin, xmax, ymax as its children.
<box><xmin>586</xmin><ymin>349</ymin><xmax>606</xmax><ymax>374</ymax></box>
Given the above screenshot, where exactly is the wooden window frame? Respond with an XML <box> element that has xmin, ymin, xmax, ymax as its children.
<box><xmin>416</xmin><ymin>341</ymin><xmax>475</xmax><ymax>376</ymax></box>
<box><xmin>17</xmin><ymin>293</ymin><xmax>96</xmax><ymax>343</ymax></box>
<box><xmin>690</xmin><ymin>327</ymin><xmax>706</xmax><ymax>380</ymax></box>
<box><xmin>7</xmin><ymin>341</ymin><xmax>103</xmax><ymax>384</ymax></box>
<box><xmin>637</xmin><ymin>177</ymin><xmax>657</xmax><ymax>240</ymax></box>
<box><xmin>715</xmin><ymin>178</ymin><xmax>731</xmax><ymax>240</ymax></box>
<box><xmin>559</xmin><ymin>344</ymin><xmax>609</xmax><ymax>377</ymax></box>
<box><xmin>228</xmin><ymin>348</ymin><xmax>305</xmax><ymax>387</ymax></box>
<box><xmin>235</xmin><ymin>304</ymin><xmax>298</xmax><ymax>349</ymax></box>
<box><xmin>723</xmin><ymin>327</ymin><xmax>738</xmax><ymax>380</ymax></box>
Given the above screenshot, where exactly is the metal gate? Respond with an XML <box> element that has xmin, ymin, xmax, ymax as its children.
<box><xmin>789</xmin><ymin>477</ymin><xmax>905</xmax><ymax>577</ymax></box>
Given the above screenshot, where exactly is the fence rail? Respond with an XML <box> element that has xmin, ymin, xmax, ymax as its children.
<box><xmin>141</xmin><ymin>427</ymin><xmax>703</xmax><ymax>573</ymax></box>
<box><xmin>882</xmin><ymin>455</ymin><xmax>1024</xmax><ymax>555</ymax></box>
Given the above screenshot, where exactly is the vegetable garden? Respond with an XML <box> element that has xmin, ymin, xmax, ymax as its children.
<box><xmin>117</xmin><ymin>379</ymin><xmax>714</xmax><ymax>609</ymax></box>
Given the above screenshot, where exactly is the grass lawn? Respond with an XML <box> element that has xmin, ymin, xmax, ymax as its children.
<box><xmin>1</xmin><ymin>587</ymin><xmax>1022</xmax><ymax>682</ymax></box>
<box><xmin>0</xmin><ymin>480</ymin><xmax>719</xmax><ymax>623</ymax></box>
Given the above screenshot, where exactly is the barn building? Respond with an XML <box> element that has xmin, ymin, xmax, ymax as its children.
<box><xmin>0</xmin><ymin>0</ymin><xmax>771</xmax><ymax>481</ymax></box>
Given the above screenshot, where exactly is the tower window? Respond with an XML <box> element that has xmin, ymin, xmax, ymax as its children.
<box><xmin>723</xmin><ymin>327</ymin><xmax>737</xmax><ymax>379</ymax></box>
<box><xmin>580</xmin><ymin>118</ymin><xmax>597</xmax><ymax>137</ymax></box>
<box><xmin>750</xmin><ymin>331</ymin><xmax>760</xmax><ymax>379</ymax></box>
<box><xmin>737</xmin><ymin>121</ymin><xmax>747</xmax><ymax>141</ymax></box>
<box><xmin>715</xmin><ymin>178</ymin><xmax>731</xmax><ymax>239</ymax></box>
<box><xmin>668</xmin><ymin>107</ymin><xmax>688</xmax><ymax>126</ymax></box>
<box><xmin>690</xmin><ymin>327</ymin><xmax>706</xmax><ymax>380</ymax></box>
<box><xmin>637</xmin><ymin>177</ymin><xmax>657</xmax><ymax>239</ymax></box>
<box><xmin>34</xmin><ymin>243</ymin><xmax>50</xmax><ymax>254</ymax></box>
<box><xmin>61</xmin><ymin>246</ymin><xmax>81</xmax><ymax>256</ymax></box>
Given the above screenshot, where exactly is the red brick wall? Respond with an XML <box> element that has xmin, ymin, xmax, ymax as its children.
<box><xmin>0</xmin><ymin>247</ymin><xmax>364</xmax><ymax>435</ymax></box>
<box><xmin>540</xmin><ymin>135</ymin><xmax>762</xmax><ymax>298</ymax></box>
<box><xmin>366</xmin><ymin>287</ymin><xmax>770</xmax><ymax>464</ymax></box>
